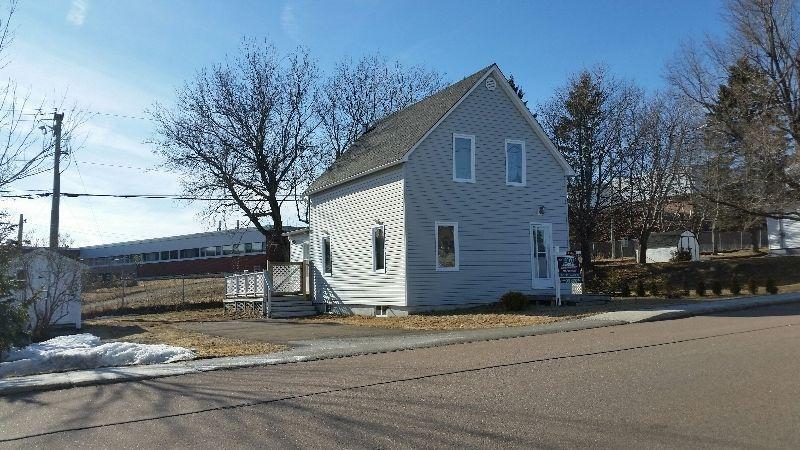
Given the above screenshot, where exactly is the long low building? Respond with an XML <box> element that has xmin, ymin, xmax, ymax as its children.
<box><xmin>79</xmin><ymin>227</ymin><xmax>293</xmax><ymax>278</ymax></box>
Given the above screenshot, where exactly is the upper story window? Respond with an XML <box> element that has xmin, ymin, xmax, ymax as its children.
<box><xmin>322</xmin><ymin>235</ymin><xmax>332</xmax><ymax>275</ymax></box>
<box><xmin>505</xmin><ymin>139</ymin><xmax>526</xmax><ymax>186</ymax></box>
<box><xmin>372</xmin><ymin>225</ymin><xmax>386</xmax><ymax>273</ymax></box>
<box><xmin>452</xmin><ymin>133</ymin><xmax>475</xmax><ymax>183</ymax></box>
<box><xmin>435</xmin><ymin>221</ymin><xmax>459</xmax><ymax>271</ymax></box>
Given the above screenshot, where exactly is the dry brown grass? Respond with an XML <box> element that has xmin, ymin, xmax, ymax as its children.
<box><xmin>85</xmin><ymin>309</ymin><xmax>284</xmax><ymax>358</ymax></box>
<box><xmin>83</xmin><ymin>277</ymin><xmax>225</xmax><ymax>316</ymax></box>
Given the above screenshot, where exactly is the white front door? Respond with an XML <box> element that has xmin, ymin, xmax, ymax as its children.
<box><xmin>530</xmin><ymin>223</ymin><xmax>553</xmax><ymax>288</ymax></box>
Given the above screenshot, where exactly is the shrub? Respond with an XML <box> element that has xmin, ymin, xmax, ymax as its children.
<box><xmin>664</xmin><ymin>283</ymin><xmax>683</xmax><ymax>299</ymax></box>
<box><xmin>649</xmin><ymin>280</ymin><xmax>660</xmax><ymax>297</ymax></box>
<box><xmin>635</xmin><ymin>279</ymin><xmax>646</xmax><ymax>297</ymax></box>
<box><xmin>0</xmin><ymin>300</ymin><xmax>30</xmax><ymax>361</ymax></box>
<box><xmin>670</xmin><ymin>249</ymin><xmax>692</xmax><ymax>262</ymax></box>
<box><xmin>730</xmin><ymin>275</ymin><xmax>742</xmax><ymax>295</ymax></box>
<box><xmin>766</xmin><ymin>278</ymin><xmax>778</xmax><ymax>295</ymax></box>
<box><xmin>711</xmin><ymin>280</ymin><xmax>723</xmax><ymax>296</ymax></box>
<box><xmin>499</xmin><ymin>291</ymin><xmax>528</xmax><ymax>311</ymax></box>
<box><xmin>619</xmin><ymin>280</ymin><xmax>631</xmax><ymax>297</ymax></box>
<box><xmin>696</xmin><ymin>279</ymin><xmax>707</xmax><ymax>297</ymax></box>
<box><xmin>747</xmin><ymin>278</ymin><xmax>759</xmax><ymax>295</ymax></box>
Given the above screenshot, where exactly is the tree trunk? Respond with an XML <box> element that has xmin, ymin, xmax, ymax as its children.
<box><xmin>580</xmin><ymin>239</ymin><xmax>593</xmax><ymax>283</ymax></box>
<box><xmin>266</xmin><ymin>196</ymin><xmax>290</xmax><ymax>262</ymax></box>
<box><xmin>638</xmin><ymin>234</ymin><xmax>649</xmax><ymax>264</ymax></box>
<box><xmin>749</xmin><ymin>224</ymin><xmax>760</xmax><ymax>252</ymax></box>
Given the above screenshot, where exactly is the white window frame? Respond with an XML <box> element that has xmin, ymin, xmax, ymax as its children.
<box><xmin>505</xmin><ymin>139</ymin><xmax>526</xmax><ymax>186</ymax></box>
<box><xmin>435</xmin><ymin>221</ymin><xmax>460</xmax><ymax>272</ymax></box>
<box><xmin>371</xmin><ymin>224</ymin><xmax>386</xmax><ymax>273</ymax></box>
<box><xmin>529</xmin><ymin>222</ymin><xmax>553</xmax><ymax>288</ymax></box>
<box><xmin>321</xmin><ymin>234</ymin><xmax>332</xmax><ymax>276</ymax></box>
<box><xmin>452</xmin><ymin>133</ymin><xmax>476</xmax><ymax>183</ymax></box>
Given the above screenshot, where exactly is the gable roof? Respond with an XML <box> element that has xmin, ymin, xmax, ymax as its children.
<box><xmin>308</xmin><ymin>64</ymin><xmax>574</xmax><ymax>194</ymax></box>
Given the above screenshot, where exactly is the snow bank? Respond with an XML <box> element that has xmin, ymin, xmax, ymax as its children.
<box><xmin>0</xmin><ymin>334</ymin><xmax>195</xmax><ymax>378</ymax></box>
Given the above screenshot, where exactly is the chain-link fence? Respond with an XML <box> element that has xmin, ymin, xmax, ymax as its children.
<box><xmin>83</xmin><ymin>274</ymin><xmax>226</xmax><ymax>317</ymax></box>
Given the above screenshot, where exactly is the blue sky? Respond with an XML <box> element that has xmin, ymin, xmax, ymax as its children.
<box><xmin>1</xmin><ymin>0</ymin><xmax>726</xmax><ymax>246</ymax></box>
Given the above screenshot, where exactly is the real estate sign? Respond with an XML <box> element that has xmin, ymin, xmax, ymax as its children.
<box><xmin>557</xmin><ymin>254</ymin><xmax>582</xmax><ymax>283</ymax></box>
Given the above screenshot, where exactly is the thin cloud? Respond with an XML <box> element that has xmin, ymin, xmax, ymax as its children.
<box><xmin>66</xmin><ymin>0</ymin><xmax>89</xmax><ymax>26</ymax></box>
<box><xmin>280</xmin><ymin>2</ymin><xmax>300</xmax><ymax>41</ymax></box>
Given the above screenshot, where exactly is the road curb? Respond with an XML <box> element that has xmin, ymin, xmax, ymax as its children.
<box><xmin>2</xmin><ymin>294</ymin><xmax>799</xmax><ymax>396</ymax></box>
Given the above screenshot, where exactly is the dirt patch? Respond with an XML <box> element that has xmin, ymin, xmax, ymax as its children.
<box><xmin>84</xmin><ymin>309</ymin><xmax>284</xmax><ymax>358</ymax></box>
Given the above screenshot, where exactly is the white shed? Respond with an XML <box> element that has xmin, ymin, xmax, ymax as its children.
<box><xmin>766</xmin><ymin>217</ymin><xmax>800</xmax><ymax>255</ymax></box>
<box><xmin>640</xmin><ymin>231</ymin><xmax>700</xmax><ymax>263</ymax></box>
<box><xmin>10</xmin><ymin>248</ymin><xmax>84</xmax><ymax>331</ymax></box>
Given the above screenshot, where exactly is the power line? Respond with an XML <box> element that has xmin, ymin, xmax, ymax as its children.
<box><xmin>0</xmin><ymin>190</ymin><xmax>304</xmax><ymax>201</ymax></box>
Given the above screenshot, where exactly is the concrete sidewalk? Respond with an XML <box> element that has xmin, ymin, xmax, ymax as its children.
<box><xmin>2</xmin><ymin>293</ymin><xmax>799</xmax><ymax>396</ymax></box>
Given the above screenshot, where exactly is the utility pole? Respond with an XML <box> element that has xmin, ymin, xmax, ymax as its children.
<box><xmin>49</xmin><ymin>112</ymin><xmax>64</xmax><ymax>250</ymax></box>
<box><xmin>16</xmin><ymin>213</ymin><xmax>23</xmax><ymax>247</ymax></box>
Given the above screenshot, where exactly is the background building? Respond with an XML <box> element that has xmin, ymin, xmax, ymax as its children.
<box><xmin>80</xmin><ymin>227</ymin><xmax>293</xmax><ymax>278</ymax></box>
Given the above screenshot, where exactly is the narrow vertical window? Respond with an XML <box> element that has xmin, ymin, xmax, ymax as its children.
<box><xmin>302</xmin><ymin>242</ymin><xmax>310</xmax><ymax>261</ymax></box>
<box><xmin>506</xmin><ymin>139</ymin><xmax>525</xmax><ymax>186</ymax></box>
<box><xmin>435</xmin><ymin>221</ymin><xmax>459</xmax><ymax>271</ymax></box>
<box><xmin>372</xmin><ymin>225</ymin><xmax>386</xmax><ymax>272</ymax></box>
<box><xmin>322</xmin><ymin>235</ymin><xmax>332</xmax><ymax>275</ymax></box>
<box><xmin>452</xmin><ymin>134</ymin><xmax>475</xmax><ymax>182</ymax></box>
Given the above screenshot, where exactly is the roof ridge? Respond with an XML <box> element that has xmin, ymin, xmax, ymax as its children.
<box><xmin>309</xmin><ymin>64</ymin><xmax>496</xmax><ymax>193</ymax></box>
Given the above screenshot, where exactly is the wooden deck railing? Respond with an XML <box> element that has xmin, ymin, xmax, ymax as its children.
<box><xmin>224</xmin><ymin>261</ymin><xmax>312</xmax><ymax>314</ymax></box>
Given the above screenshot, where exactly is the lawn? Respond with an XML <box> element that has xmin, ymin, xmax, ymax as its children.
<box><xmin>590</xmin><ymin>253</ymin><xmax>800</xmax><ymax>295</ymax></box>
<box><xmin>83</xmin><ymin>276</ymin><xmax>225</xmax><ymax>317</ymax></box>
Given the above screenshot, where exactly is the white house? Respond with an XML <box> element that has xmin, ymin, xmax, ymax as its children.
<box><xmin>766</xmin><ymin>217</ymin><xmax>800</xmax><ymax>255</ymax></box>
<box><xmin>639</xmin><ymin>231</ymin><xmax>700</xmax><ymax>263</ymax></box>
<box><xmin>305</xmin><ymin>64</ymin><xmax>575</xmax><ymax>316</ymax></box>
<box><xmin>9</xmin><ymin>248</ymin><xmax>84</xmax><ymax>331</ymax></box>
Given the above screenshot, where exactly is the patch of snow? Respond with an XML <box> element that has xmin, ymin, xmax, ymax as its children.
<box><xmin>0</xmin><ymin>334</ymin><xmax>195</xmax><ymax>378</ymax></box>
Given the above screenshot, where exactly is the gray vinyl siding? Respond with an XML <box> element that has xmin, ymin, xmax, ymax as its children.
<box><xmin>309</xmin><ymin>167</ymin><xmax>406</xmax><ymax>306</ymax></box>
<box><xmin>404</xmin><ymin>73</ymin><xmax>569</xmax><ymax>309</ymax></box>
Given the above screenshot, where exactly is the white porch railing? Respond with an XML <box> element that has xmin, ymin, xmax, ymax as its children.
<box><xmin>224</xmin><ymin>262</ymin><xmax>311</xmax><ymax>316</ymax></box>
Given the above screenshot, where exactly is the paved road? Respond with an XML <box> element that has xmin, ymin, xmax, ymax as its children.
<box><xmin>2</xmin><ymin>303</ymin><xmax>800</xmax><ymax>448</ymax></box>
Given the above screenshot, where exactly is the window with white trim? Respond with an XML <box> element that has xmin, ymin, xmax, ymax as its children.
<box><xmin>505</xmin><ymin>139</ymin><xmax>526</xmax><ymax>186</ymax></box>
<box><xmin>452</xmin><ymin>133</ymin><xmax>475</xmax><ymax>182</ymax></box>
<box><xmin>435</xmin><ymin>221</ymin><xmax>459</xmax><ymax>271</ymax></box>
<box><xmin>322</xmin><ymin>235</ymin><xmax>332</xmax><ymax>275</ymax></box>
<box><xmin>302</xmin><ymin>242</ymin><xmax>310</xmax><ymax>261</ymax></box>
<box><xmin>372</xmin><ymin>225</ymin><xmax>386</xmax><ymax>273</ymax></box>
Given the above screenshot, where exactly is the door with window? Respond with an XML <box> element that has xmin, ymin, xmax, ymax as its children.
<box><xmin>530</xmin><ymin>223</ymin><xmax>553</xmax><ymax>288</ymax></box>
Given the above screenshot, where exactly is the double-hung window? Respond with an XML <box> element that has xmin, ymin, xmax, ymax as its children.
<box><xmin>452</xmin><ymin>133</ymin><xmax>475</xmax><ymax>183</ymax></box>
<box><xmin>322</xmin><ymin>235</ymin><xmax>332</xmax><ymax>275</ymax></box>
<box><xmin>435</xmin><ymin>221</ymin><xmax>459</xmax><ymax>271</ymax></box>
<box><xmin>505</xmin><ymin>139</ymin><xmax>525</xmax><ymax>186</ymax></box>
<box><xmin>372</xmin><ymin>225</ymin><xmax>386</xmax><ymax>273</ymax></box>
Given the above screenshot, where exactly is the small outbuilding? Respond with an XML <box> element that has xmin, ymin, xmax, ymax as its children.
<box><xmin>766</xmin><ymin>216</ymin><xmax>800</xmax><ymax>255</ymax></box>
<box><xmin>639</xmin><ymin>231</ymin><xmax>700</xmax><ymax>263</ymax></box>
<box><xmin>9</xmin><ymin>248</ymin><xmax>84</xmax><ymax>332</ymax></box>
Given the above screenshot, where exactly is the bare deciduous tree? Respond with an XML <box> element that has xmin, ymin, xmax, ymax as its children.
<box><xmin>667</xmin><ymin>0</ymin><xmax>800</xmax><ymax>220</ymax></box>
<box><xmin>623</xmin><ymin>94</ymin><xmax>701</xmax><ymax>263</ymax></box>
<box><xmin>151</xmin><ymin>43</ymin><xmax>325</xmax><ymax>260</ymax></box>
<box><xmin>316</xmin><ymin>55</ymin><xmax>444</xmax><ymax>160</ymax></box>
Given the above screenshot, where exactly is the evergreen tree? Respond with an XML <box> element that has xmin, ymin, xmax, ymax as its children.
<box><xmin>507</xmin><ymin>75</ymin><xmax>527</xmax><ymax>106</ymax></box>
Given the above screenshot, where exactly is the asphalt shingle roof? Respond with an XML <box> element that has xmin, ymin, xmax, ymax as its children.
<box><xmin>308</xmin><ymin>64</ymin><xmax>495</xmax><ymax>193</ymax></box>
